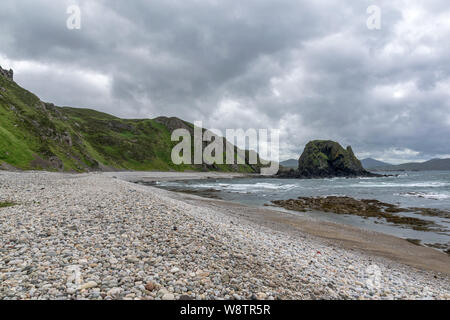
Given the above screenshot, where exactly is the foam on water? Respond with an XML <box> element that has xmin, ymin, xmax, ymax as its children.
<box><xmin>395</xmin><ymin>192</ymin><xmax>450</xmax><ymax>200</ymax></box>
<box><xmin>191</xmin><ymin>182</ymin><xmax>299</xmax><ymax>193</ymax></box>
<box><xmin>348</xmin><ymin>181</ymin><xmax>450</xmax><ymax>188</ymax></box>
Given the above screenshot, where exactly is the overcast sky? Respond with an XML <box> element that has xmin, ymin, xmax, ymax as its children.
<box><xmin>1</xmin><ymin>0</ymin><xmax>449</xmax><ymax>163</ymax></box>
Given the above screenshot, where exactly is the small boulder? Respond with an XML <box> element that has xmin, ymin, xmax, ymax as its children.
<box><xmin>162</xmin><ymin>293</ymin><xmax>175</xmax><ymax>300</ymax></box>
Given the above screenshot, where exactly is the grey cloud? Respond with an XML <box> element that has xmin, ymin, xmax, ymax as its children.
<box><xmin>0</xmin><ymin>0</ymin><xmax>449</xmax><ymax>162</ymax></box>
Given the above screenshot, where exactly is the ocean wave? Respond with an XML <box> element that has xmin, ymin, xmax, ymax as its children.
<box><xmin>349</xmin><ymin>181</ymin><xmax>450</xmax><ymax>188</ymax></box>
<box><xmin>324</xmin><ymin>177</ymin><xmax>346</xmax><ymax>181</ymax></box>
<box><xmin>395</xmin><ymin>192</ymin><xmax>450</xmax><ymax>200</ymax></box>
<box><xmin>191</xmin><ymin>182</ymin><xmax>299</xmax><ymax>193</ymax></box>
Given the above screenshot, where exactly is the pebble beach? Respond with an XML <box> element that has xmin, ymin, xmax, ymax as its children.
<box><xmin>0</xmin><ymin>171</ymin><xmax>449</xmax><ymax>300</ymax></box>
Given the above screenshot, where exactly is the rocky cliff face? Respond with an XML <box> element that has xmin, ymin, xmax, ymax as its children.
<box><xmin>0</xmin><ymin>66</ymin><xmax>13</xmax><ymax>81</ymax></box>
<box><xmin>279</xmin><ymin>140</ymin><xmax>376</xmax><ymax>178</ymax></box>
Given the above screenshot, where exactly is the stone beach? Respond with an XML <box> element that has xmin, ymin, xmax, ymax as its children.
<box><xmin>0</xmin><ymin>171</ymin><xmax>449</xmax><ymax>300</ymax></box>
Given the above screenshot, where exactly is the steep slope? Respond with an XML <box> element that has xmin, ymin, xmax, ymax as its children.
<box><xmin>361</xmin><ymin>158</ymin><xmax>392</xmax><ymax>170</ymax></box>
<box><xmin>0</xmin><ymin>66</ymin><xmax>261</xmax><ymax>173</ymax></box>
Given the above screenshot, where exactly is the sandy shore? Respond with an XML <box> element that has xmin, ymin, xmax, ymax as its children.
<box><xmin>0</xmin><ymin>171</ymin><xmax>449</xmax><ymax>300</ymax></box>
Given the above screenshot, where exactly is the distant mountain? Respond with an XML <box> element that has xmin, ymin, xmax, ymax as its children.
<box><xmin>374</xmin><ymin>158</ymin><xmax>450</xmax><ymax>171</ymax></box>
<box><xmin>280</xmin><ymin>159</ymin><xmax>298</xmax><ymax>168</ymax></box>
<box><xmin>361</xmin><ymin>158</ymin><xmax>392</xmax><ymax>170</ymax></box>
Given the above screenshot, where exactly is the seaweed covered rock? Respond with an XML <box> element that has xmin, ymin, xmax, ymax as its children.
<box><xmin>270</xmin><ymin>196</ymin><xmax>444</xmax><ymax>231</ymax></box>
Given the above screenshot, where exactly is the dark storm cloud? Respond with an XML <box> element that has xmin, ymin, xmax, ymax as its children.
<box><xmin>0</xmin><ymin>0</ymin><xmax>449</xmax><ymax>162</ymax></box>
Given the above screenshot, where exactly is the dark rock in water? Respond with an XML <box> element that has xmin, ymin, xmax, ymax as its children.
<box><xmin>425</xmin><ymin>243</ymin><xmax>450</xmax><ymax>256</ymax></box>
<box><xmin>298</xmin><ymin>140</ymin><xmax>369</xmax><ymax>177</ymax></box>
<box><xmin>406</xmin><ymin>239</ymin><xmax>422</xmax><ymax>246</ymax></box>
<box><xmin>270</xmin><ymin>196</ymin><xmax>447</xmax><ymax>232</ymax></box>
<box><xmin>278</xmin><ymin>140</ymin><xmax>379</xmax><ymax>178</ymax></box>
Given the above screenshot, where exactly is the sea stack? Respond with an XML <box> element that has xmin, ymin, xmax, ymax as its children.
<box><xmin>279</xmin><ymin>140</ymin><xmax>376</xmax><ymax>178</ymax></box>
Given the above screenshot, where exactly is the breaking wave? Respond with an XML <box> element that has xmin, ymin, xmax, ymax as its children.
<box><xmin>191</xmin><ymin>182</ymin><xmax>299</xmax><ymax>193</ymax></box>
<box><xmin>395</xmin><ymin>192</ymin><xmax>450</xmax><ymax>200</ymax></box>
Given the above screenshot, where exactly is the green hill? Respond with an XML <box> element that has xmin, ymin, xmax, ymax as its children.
<box><xmin>0</xmin><ymin>66</ymin><xmax>261</xmax><ymax>173</ymax></box>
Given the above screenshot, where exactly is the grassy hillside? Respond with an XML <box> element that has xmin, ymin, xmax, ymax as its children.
<box><xmin>0</xmin><ymin>68</ymin><xmax>261</xmax><ymax>173</ymax></box>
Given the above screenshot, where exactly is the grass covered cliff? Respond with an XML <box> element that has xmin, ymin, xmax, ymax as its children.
<box><xmin>0</xmin><ymin>67</ymin><xmax>261</xmax><ymax>173</ymax></box>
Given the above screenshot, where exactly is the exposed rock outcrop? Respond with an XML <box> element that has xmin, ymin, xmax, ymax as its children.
<box><xmin>0</xmin><ymin>66</ymin><xmax>14</xmax><ymax>81</ymax></box>
<box><xmin>278</xmin><ymin>140</ymin><xmax>378</xmax><ymax>178</ymax></box>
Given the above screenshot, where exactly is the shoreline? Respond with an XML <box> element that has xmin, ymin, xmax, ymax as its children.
<box><xmin>0</xmin><ymin>171</ymin><xmax>449</xmax><ymax>299</ymax></box>
<box><xmin>183</xmin><ymin>196</ymin><xmax>450</xmax><ymax>275</ymax></box>
<box><xmin>136</xmin><ymin>179</ymin><xmax>450</xmax><ymax>275</ymax></box>
<box><xmin>102</xmin><ymin>171</ymin><xmax>255</xmax><ymax>182</ymax></box>
<box><xmin>115</xmin><ymin>171</ymin><xmax>450</xmax><ymax>274</ymax></box>
<box><xmin>124</xmin><ymin>171</ymin><xmax>450</xmax><ymax>259</ymax></box>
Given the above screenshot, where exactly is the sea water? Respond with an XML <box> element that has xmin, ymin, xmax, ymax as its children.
<box><xmin>155</xmin><ymin>171</ymin><xmax>450</xmax><ymax>250</ymax></box>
